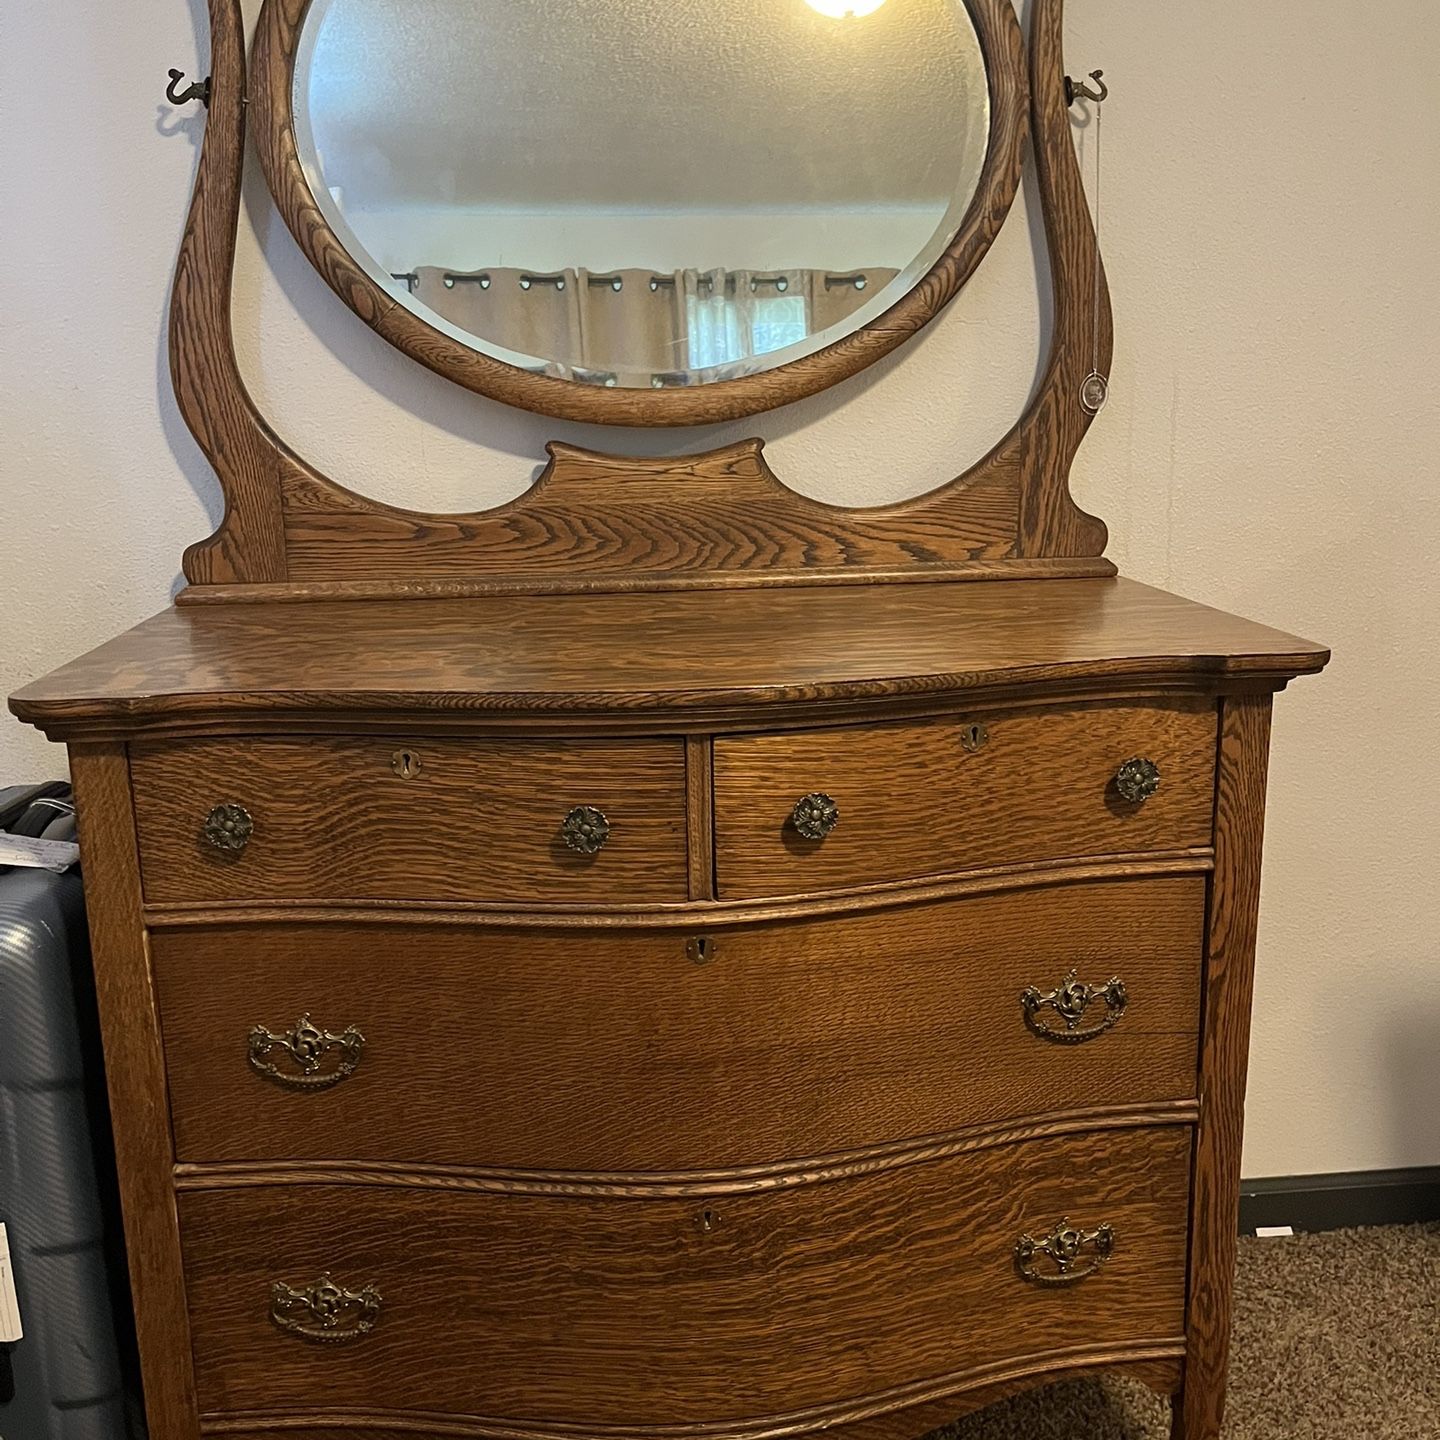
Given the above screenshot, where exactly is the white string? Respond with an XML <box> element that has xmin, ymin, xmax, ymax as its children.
<box><xmin>1091</xmin><ymin>100</ymin><xmax>1103</xmax><ymax>376</ymax></box>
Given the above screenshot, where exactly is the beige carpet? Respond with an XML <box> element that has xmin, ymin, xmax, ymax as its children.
<box><xmin>931</xmin><ymin>1224</ymin><xmax>1439</xmax><ymax>1440</ymax></box>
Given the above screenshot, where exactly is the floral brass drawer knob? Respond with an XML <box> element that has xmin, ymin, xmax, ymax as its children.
<box><xmin>1015</xmin><ymin>1218</ymin><xmax>1116</xmax><ymax>1287</ymax></box>
<box><xmin>1021</xmin><ymin>970</ymin><xmax>1128</xmax><ymax>1043</ymax></box>
<box><xmin>201</xmin><ymin>802</ymin><xmax>253</xmax><ymax>853</ymax></box>
<box><xmin>791</xmin><ymin>792</ymin><xmax>840</xmax><ymax>840</ymax></box>
<box><xmin>1114</xmin><ymin>756</ymin><xmax>1161</xmax><ymax>804</ymax></box>
<box><xmin>270</xmin><ymin>1273</ymin><xmax>381</xmax><ymax>1343</ymax></box>
<box><xmin>249</xmin><ymin>1014</ymin><xmax>366</xmax><ymax>1090</ymax></box>
<box><xmin>561</xmin><ymin>805</ymin><xmax>611</xmax><ymax>855</ymax></box>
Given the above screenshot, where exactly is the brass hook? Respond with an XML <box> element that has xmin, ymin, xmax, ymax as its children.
<box><xmin>1064</xmin><ymin>70</ymin><xmax>1108</xmax><ymax>107</ymax></box>
<box><xmin>166</xmin><ymin>68</ymin><xmax>211</xmax><ymax>108</ymax></box>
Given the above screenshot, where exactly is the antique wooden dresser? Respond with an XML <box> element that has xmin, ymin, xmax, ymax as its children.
<box><xmin>10</xmin><ymin>2</ymin><xmax>1327</xmax><ymax>1439</ymax></box>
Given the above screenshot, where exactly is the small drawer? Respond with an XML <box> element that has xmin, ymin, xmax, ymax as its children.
<box><xmin>179</xmin><ymin>1126</ymin><xmax>1191</xmax><ymax>1425</ymax></box>
<box><xmin>154</xmin><ymin>875</ymin><xmax>1203</xmax><ymax>1171</ymax></box>
<box><xmin>713</xmin><ymin>699</ymin><xmax>1217</xmax><ymax>898</ymax></box>
<box><xmin>131</xmin><ymin>736</ymin><xmax>689</xmax><ymax>905</ymax></box>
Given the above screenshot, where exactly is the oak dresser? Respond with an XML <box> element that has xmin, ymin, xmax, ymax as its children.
<box><xmin>10</xmin><ymin>2</ymin><xmax>1328</xmax><ymax>1439</ymax></box>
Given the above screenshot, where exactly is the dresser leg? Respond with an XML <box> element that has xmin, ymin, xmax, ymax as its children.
<box><xmin>1171</xmin><ymin>695</ymin><xmax>1274</xmax><ymax>1440</ymax></box>
<box><xmin>1170</xmin><ymin>1378</ymin><xmax>1225</xmax><ymax>1440</ymax></box>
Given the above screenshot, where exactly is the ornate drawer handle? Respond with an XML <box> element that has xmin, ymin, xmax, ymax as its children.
<box><xmin>249</xmin><ymin>1014</ymin><xmax>365</xmax><ymax>1090</ymax></box>
<box><xmin>202</xmin><ymin>802</ymin><xmax>253</xmax><ymax>853</ymax></box>
<box><xmin>1021</xmin><ymin>970</ymin><xmax>1128</xmax><ymax>1044</ymax></box>
<box><xmin>791</xmin><ymin>792</ymin><xmax>840</xmax><ymax>840</ymax></box>
<box><xmin>1015</xmin><ymin>1218</ymin><xmax>1115</xmax><ymax>1286</ymax></box>
<box><xmin>270</xmin><ymin>1273</ymin><xmax>381</xmax><ymax>1343</ymax></box>
<box><xmin>561</xmin><ymin>805</ymin><xmax>611</xmax><ymax>855</ymax></box>
<box><xmin>1114</xmin><ymin>756</ymin><xmax>1161</xmax><ymax>804</ymax></box>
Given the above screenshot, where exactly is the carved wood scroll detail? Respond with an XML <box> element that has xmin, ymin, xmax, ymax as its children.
<box><xmin>170</xmin><ymin>0</ymin><xmax>1113</xmax><ymax>600</ymax></box>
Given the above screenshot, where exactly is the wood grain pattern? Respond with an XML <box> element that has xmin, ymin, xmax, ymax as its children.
<box><xmin>67</xmin><ymin>747</ymin><xmax>201</xmax><ymax>1438</ymax></box>
<box><xmin>170</xmin><ymin>0</ymin><xmax>306</xmax><ymax>587</ymax></box>
<box><xmin>153</xmin><ymin>875</ymin><xmax>1204</xmax><ymax>1172</ymax></box>
<box><xmin>178</xmin><ymin>558</ymin><xmax>1118</xmax><ymax>605</ymax></box>
<box><xmin>1013</xmin><ymin>0</ymin><xmax>1112</xmax><ymax>558</ymax></box>
<box><xmin>1172</xmin><ymin>695</ymin><xmax>1274</xmax><ymax>1440</ymax></box>
<box><xmin>173</xmin><ymin>1103</ymin><xmax>1202</xmax><ymax>1201</ymax></box>
<box><xmin>251</xmin><ymin>0</ymin><xmax>1028</xmax><ymax>429</ymax></box>
<box><xmin>144</xmin><ymin>851</ymin><xmax>1214</xmax><ymax>930</ymax></box>
<box><xmin>807</xmin><ymin>1356</ymin><xmax>1182</xmax><ymax>1440</ymax></box>
<box><xmin>685</xmin><ymin>735</ymin><xmax>716</xmax><ymax>900</ymax></box>
<box><xmin>179</xmin><ymin>1126</ymin><xmax>1191</xmax><ymax>1426</ymax></box>
<box><xmin>277</xmin><ymin>440</ymin><xmax>1024</xmax><ymax>589</ymax></box>
<box><xmin>8</xmin><ymin>579</ymin><xmax>1329</xmax><ymax>742</ymax></box>
<box><xmin>715</xmin><ymin>700</ymin><xmax>1217</xmax><ymax>898</ymax></box>
<box><xmin>131</xmin><ymin>736</ymin><xmax>689</xmax><ymax>905</ymax></box>
<box><xmin>156</xmin><ymin>0</ymin><xmax>1121</xmax><ymax>597</ymax></box>
<box><xmin>195</xmin><ymin>1350</ymin><xmax>1184</xmax><ymax>1438</ymax></box>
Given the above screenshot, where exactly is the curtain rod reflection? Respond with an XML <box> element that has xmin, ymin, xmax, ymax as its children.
<box><xmin>390</xmin><ymin>269</ymin><xmax>874</xmax><ymax>296</ymax></box>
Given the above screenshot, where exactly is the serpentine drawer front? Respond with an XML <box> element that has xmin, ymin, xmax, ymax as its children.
<box><xmin>154</xmin><ymin>874</ymin><xmax>1205</xmax><ymax>1171</ymax></box>
<box><xmin>178</xmin><ymin>1126</ymin><xmax>1192</xmax><ymax>1427</ymax></box>
<box><xmin>713</xmin><ymin>699</ymin><xmax>1218</xmax><ymax>899</ymax></box>
<box><xmin>130</xmin><ymin>736</ymin><xmax>690</xmax><ymax>904</ymax></box>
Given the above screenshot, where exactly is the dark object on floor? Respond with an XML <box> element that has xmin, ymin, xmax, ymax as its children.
<box><xmin>932</xmin><ymin>1224</ymin><xmax>1440</xmax><ymax>1439</ymax></box>
<box><xmin>0</xmin><ymin>785</ymin><xmax>130</xmax><ymax>1440</ymax></box>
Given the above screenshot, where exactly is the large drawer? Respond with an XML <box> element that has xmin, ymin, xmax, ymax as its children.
<box><xmin>713</xmin><ymin>699</ymin><xmax>1217</xmax><ymax>898</ymax></box>
<box><xmin>180</xmin><ymin>1125</ymin><xmax>1191</xmax><ymax>1425</ymax></box>
<box><xmin>131</xmin><ymin>736</ymin><xmax>690</xmax><ymax>905</ymax></box>
<box><xmin>155</xmin><ymin>874</ymin><xmax>1204</xmax><ymax>1171</ymax></box>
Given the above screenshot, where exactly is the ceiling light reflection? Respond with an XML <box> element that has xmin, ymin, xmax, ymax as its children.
<box><xmin>805</xmin><ymin>0</ymin><xmax>888</xmax><ymax>18</ymax></box>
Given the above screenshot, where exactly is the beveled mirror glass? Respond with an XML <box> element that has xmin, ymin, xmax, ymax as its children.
<box><xmin>288</xmin><ymin>0</ymin><xmax>996</xmax><ymax>401</ymax></box>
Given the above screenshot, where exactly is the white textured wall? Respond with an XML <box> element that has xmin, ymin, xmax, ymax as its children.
<box><xmin>2</xmin><ymin>0</ymin><xmax>1437</xmax><ymax>1180</ymax></box>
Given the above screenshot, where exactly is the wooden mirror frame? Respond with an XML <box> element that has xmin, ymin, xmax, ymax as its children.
<box><xmin>171</xmin><ymin>0</ymin><xmax>1111</xmax><ymax>601</ymax></box>
<box><xmin>252</xmin><ymin>0</ymin><xmax>1029</xmax><ymax>428</ymax></box>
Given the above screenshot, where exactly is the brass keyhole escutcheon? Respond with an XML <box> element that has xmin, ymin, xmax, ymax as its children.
<box><xmin>686</xmin><ymin>936</ymin><xmax>717</xmax><ymax>967</ymax></box>
<box><xmin>391</xmin><ymin>749</ymin><xmax>423</xmax><ymax>780</ymax></box>
<box><xmin>696</xmin><ymin>1207</ymin><xmax>721</xmax><ymax>1233</ymax></box>
<box><xmin>960</xmin><ymin>722</ymin><xmax>989</xmax><ymax>754</ymax></box>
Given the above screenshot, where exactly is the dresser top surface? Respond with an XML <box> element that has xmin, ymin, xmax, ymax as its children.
<box><xmin>10</xmin><ymin>578</ymin><xmax>1327</xmax><ymax>738</ymax></box>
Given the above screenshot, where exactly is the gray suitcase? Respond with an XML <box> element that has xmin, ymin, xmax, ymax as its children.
<box><xmin>0</xmin><ymin>789</ymin><xmax>130</xmax><ymax>1440</ymax></box>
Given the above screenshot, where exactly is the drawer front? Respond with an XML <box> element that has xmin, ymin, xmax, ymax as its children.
<box><xmin>181</xmin><ymin>1126</ymin><xmax>1191</xmax><ymax>1425</ymax></box>
<box><xmin>156</xmin><ymin>875</ymin><xmax>1203</xmax><ymax>1171</ymax></box>
<box><xmin>132</xmin><ymin>736</ymin><xmax>689</xmax><ymax>904</ymax></box>
<box><xmin>714</xmin><ymin>700</ymin><xmax>1217</xmax><ymax>898</ymax></box>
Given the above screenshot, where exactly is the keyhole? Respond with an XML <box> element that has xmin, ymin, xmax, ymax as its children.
<box><xmin>391</xmin><ymin>749</ymin><xmax>422</xmax><ymax>779</ymax></box>
<box><xmin>696</xmin><ymin>1207</ymin><xmax>720</xmax><ymax>1233</ymax></box>
<box><xmin>686</xmin><ymin>936</ymin><xmax>716</xmax><ymax>966</ymax></box>
<box><xmin>960</xmin><ymin>722</ymin><xmax>989</xmax><ymax>754</ymax></box>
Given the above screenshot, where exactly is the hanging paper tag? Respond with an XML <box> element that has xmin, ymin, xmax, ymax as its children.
<box><xmin>0</xmin><ymin>1225</ymin><xmax>22</xmax><ymax>1342</ymax></box>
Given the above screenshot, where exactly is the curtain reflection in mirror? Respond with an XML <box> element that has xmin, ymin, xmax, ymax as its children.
<box><xmin>409</xmin><ymin>266</ymin><xmax>898</xmax><ymax>386</ymax></box>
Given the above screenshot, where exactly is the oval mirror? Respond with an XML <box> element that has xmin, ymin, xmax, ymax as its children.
<box><xmin>258</xmin><ymin>0</ymin><xmax>1025</xmax><ymax>424</ymax></box>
